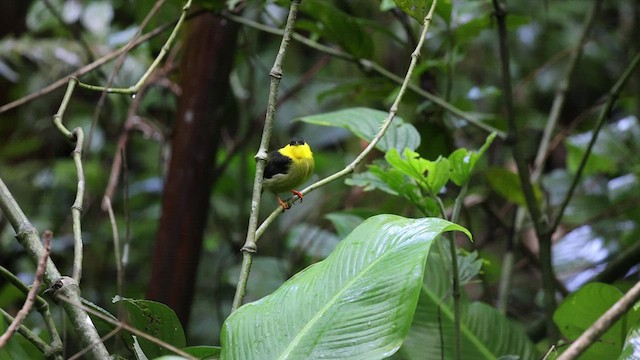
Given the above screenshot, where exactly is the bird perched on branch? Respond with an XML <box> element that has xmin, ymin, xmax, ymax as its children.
<box><xmin>263</xmin><ymin>137</ymin><xmax>314</xmax><ymax>210</ymax></box>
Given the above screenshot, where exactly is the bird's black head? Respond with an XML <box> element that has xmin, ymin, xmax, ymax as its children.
<box><xmin>289</xmin><ymin>137</ymin><xmax>306</xmax><ymax>146</ymax></box>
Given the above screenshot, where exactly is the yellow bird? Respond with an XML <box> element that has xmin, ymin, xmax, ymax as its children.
<box><xmin>263</xmin><ymin>137</ymin><xmax>314</xmax><ymax>209</ymax></box>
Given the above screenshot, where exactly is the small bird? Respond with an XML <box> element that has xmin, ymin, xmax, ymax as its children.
<box><xmin>263</xmin><ymin>137</ymin><xmax>315</xmax><ymax>210</ymax></box>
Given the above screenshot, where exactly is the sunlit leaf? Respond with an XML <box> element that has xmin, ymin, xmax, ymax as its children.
<box><xmin>449</xmin><ymin>132</ymin><xmax>496</xmax><ymax>186</ymax></box>
<box><xmin>221</xmin><ymin>215</ymin><xmax>470</xmax><ymax>359</ymax></box>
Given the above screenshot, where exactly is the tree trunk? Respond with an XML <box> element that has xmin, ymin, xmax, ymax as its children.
<box><xmin>147</xmin><ymin>12</ymin><xmax>238</xmax><ymax>328</ymax></box>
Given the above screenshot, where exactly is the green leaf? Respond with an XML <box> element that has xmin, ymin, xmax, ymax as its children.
<box><xmin>400</xmin><ymin>245</ymin><xmax>538</xmax><ymax>359</ymax></box>
<box><xmin>449</xmin><ymin>132</ymin><xmax>496</xmax><ymax>186</ymax></box>
<box><xmin>485</xmin><ymin>167</ymin><xmax>542</xmax><ymax>206</ymax></box>
<box><xmin>386</xmin><ymin>148</ymin><xmax>449</xmax><ymax>194</ymax></box>
<box><xmin>221</xmin><ymin>215</ymin><xmax>470</xmax><ymax>359</ymax></box>
<box><xmin>554</xmin><ymin>283</ymin><xmax>640</xmax><ymax>360</ymax></box>
<box><xmin>394</xmin><ymin>0</ymin><xmax>432</xmax><ymax>23</ymax></box>
<box><xmin>116</xmin><ymin>298</ymin><xmax>186</xmax><ymax>359</ymax></box>
<box><xmin>297</xmin><ymin>108</ymin><xmax>420</xmax><ymax>153</ymax></box>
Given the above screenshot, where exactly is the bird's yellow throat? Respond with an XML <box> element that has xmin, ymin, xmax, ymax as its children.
<box><xmin>278</xmin><ymin>142</ymin><xmax>313</xmax><ymax>162</ymax></box>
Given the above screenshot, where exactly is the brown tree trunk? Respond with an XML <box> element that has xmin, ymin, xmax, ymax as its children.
<box><xmin>147</xmin><ymin>12</ymin><xmax>238</xmax><ymax>328</ymax></box>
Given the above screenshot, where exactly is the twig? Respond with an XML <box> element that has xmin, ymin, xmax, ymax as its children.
<box><xmin>87</xmin><ymin>0</ymin><xmax>166</xmax><ymax>150</ymax></box>
<box><xmin>68</xmin><ymin>326</ymin><xmax>121</xmax><ymax>360</ymax></box>
<box><xmin>70</xmin><ymin>128</ymin><xmax>85</xmax><ymax>283</ymax></box>
<box><xmin>223</xmin><ymin>12</ymin><xmax>506</xmax><ymax>138</ymax></box>
<box><xmin>76</xmin><ymin>0</ymin><xmax>192</xmax><ymax>95</ymax></box>
<box><xmin>0</xmin><ymin>177</ymin><xmax>110</xmax><ymax>359</ymax></box>
<box><xmin>531</xmin><ymin>0</ymin><xmax>602</xmax><ymax>181</ymax></box>
<box><xmin>0</xmin><ymin>17</ymin><xmax>180</xmax><ymax>114</ymax></box>
<box><xmin>490</xmin><ymin>0</ymin><xmax>557</xmax><ymax>340</ymax></box>
<box><xmin>0</xmin><ymin>231</ymin><xmax>52</xmax><ymax>347</ymax></box>
<box><xmin>556</xmin><ymin>280</ymin><xmax>640</xmax><ymax>360</ymax></box>
<box><xmin>550</xmin><ymin>50</ymin><xmax>640</xmax><ymax>233</ymax></box>
<box><xmin>103</xmin><ymin>197</ymin><xmax>124</xmax><ymax>317</ymax></box>
<box><xmin>0</xmin><ymin>308</ymin><xmax>58</xmax><ymax>358</ymax></box>
<box><xmin>255</xmin><ymin>3</ymin><xmax>438</xmax><ymax>241</ymax></box>
<box><xmin>231</xmin><ymin>0</ymin><xmax>303</xmax><ymax>313</ymax></box>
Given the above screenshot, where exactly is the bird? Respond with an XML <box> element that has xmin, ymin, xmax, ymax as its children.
<box><xmin>263</xmin><ymin>137</ymin><xmax>315</xmax><ymax>210</ymax></box>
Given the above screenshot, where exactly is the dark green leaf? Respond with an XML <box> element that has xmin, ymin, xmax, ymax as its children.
<box><xmin>554</xmin><ymin>283</ymin><xmax>640</xmax><ymax>360</ymax></box>
<box><xmin>183</xmin><ymin>345</ymin><xmax>221</xmax><ymax>359</ymax></box>
<box><xmin>297</xmin><ymin>108</ymin><xmax>420</xmax><ymax>152</ymax></box>
<box><xmin>394</xmin><ymin>0</ymin><xmax>432</xmax><ymax>23</ymax></box>
<box><xmin>325</xmin><ymin>212</ymin><xmax>364</xmax><ymax>239</ymax></box>
<box><xmin>116</xmin><ymin>298</ymin><xmax>186</xmax><ymax>359</ymax></box>
<box><xmin>221</xmin><ymin>215</ymin><xmax>470</xmax><ymax>359</ymax></box>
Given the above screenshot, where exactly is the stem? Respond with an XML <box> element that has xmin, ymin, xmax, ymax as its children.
<box><xmin>490</xmin><ymin>0</ymin><xmax>558</xmax><ymax>341</ymax></box>
<box><xmin>550</xmin><ymin>50</ymin><xmax>640</xmax><ymax>233</ymax></box>
<box><xmin>75</xmin><ymin>0</ymin><xmax>192</xmax><ymax>95</ymax></box>
<box><xmin>70</xmin><ymin>128</ymin><xmax>85</xmax><ymax>283</ymax></box>
<box><xmin>255</xmin><ymin>2</ymin><xmax>439</xmax><ymax>242</ymax></box>
<box><xmin>231</xmin><ymin>0</ymin><xmax>303</xmax><ymax>313</ymax></box>
<box><xmin>223</xmin><ymin>12</ymin><xmax>506</xmax><ymax>138</ymax></box>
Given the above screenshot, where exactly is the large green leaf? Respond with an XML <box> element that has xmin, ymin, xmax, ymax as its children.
<box><xmin>399</xmin><ymin>244</ymin><xmax>538</xmax><ymax>359</ymax></box>
<box><xmin>297</xmin><ymin>108</ymin><xmax>420</xmax><ymax>153</ymax></box>
<box><xmin>221</xmin><ymin>215</ymin><xmax>470</xmax><ymax>360</ymax></box>
<box><xmin>394</xmin><ymin>0</ymin><xmax>432</xmax><ymax>23</ymax></box>
<box><xmin>554</xmin><ymin>283</ymin><xmax>640</xmax><ymax>360</ymax></box>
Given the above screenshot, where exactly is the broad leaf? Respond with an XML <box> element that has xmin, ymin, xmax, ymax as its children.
<box><xmin>400</xmin><ymin>244</ymin><xmax>538</xmax><ymax>359</ymax></box>
<box><xmin>183</xmin><ymin>345</ymin><xmax>221</xmax><ymax>359</ymax></box>
<box><xmin>297</xmin><ymin>108</ymin><xmax>420</xmax><ymax>153</ymax></box>
<box><xmin>116</xmin><ymin>298</ymin><xmax>186</xmax><ymax>359</ymax></box>
<box><xmin>221</xmin><ymin>215</ymin><xmax>470</xmax><ymax>360</ymax></box>
<box><xmin>554</xmin><ymin>283</ymin><xmax>640</xmax><ymax>360</ymax></box>
<box><xmin>325</xmin><ymin>212</ymin><xmax>364</xmax><ymax>239</ymax></box>
<box><xmin>386</xmin><ymin>148</ymin><xmax>449</xmax><ymax>194</ymax></box>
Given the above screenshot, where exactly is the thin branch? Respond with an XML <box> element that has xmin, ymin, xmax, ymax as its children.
<box><xmin>231</xmin><ymin>0</ymin><xmax>303</xmax><ymax>313</ymax></box>
<box><xmin>0</xmin><ymin>308</ymin><xmax>59</xmax><ymax>358</ymax></box>
<box><xmin>103</xmin><ymin>197</ymin><xmax>124</xmax><ymax>316</ymax></box>
<box><xmin>256</xmin><ymin>3</ymin><xmax>438</xmax><ymax>242</ymax></box>
<box><xmin>490</xmin><ymin>0</ymin><xmax>558</xmax><ymax>340</ymax></box>
<box><xmin>0</xmin><ymin>177</ymin><xmax>110</xmax><ymax>359</ymax></box>
<box><xmin>87</xmin><ymin>0</ymin><xmax>166</xmax><ymax>150</ymax></box>
<box><xmin>70</xmin><ymin>128</ymin><xmax>85</xmax><ymax>283</ymax></box>
<box><xmin>0</xmin><ymin>9</ymin><xmax>205</xmax><ymax>114</ymax></box>
<box><xmin>557</xmin><ymin>279</ymin><xmax>640</xmax><ymax>360</ymax></box>
<box><xmin>223</xmin><ymin>12</ymin><xmax>506</xmax><ymax>138</ymax></box>
<box><xmin>76</xmin><ymin>0</ymin><xmax>192</xmax><ymax>95</ymax></box>
<box><xmin>550</xmin><ymin>50</ymin><xmax>640</xmax><ymax>232</ymax></box>
<box><xmin>0</xmin><ymin>231</ymin><xmax>52</xmax><ymax>347</ymax></box>
<box><xmin>531</xmin><ymin>0</ymin><xmax>602</xmax><ymax>181</ymax></box>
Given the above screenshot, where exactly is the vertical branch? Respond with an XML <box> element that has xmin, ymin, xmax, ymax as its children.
<box><xmin>231</xmin><ymin>0</ymin><xmax>303</xmax><ymax>313</ymax></box>
<box><xmin>70</xmin><ymin>128</ymin><xmax>85</xmax><ymax>283</ymax></box>
<box><xmin>490</xmin><ymin>0</ymin><xmax>558</xmax><ymax>340</ymax></box>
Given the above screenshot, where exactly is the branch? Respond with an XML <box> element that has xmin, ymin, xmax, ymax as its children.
<box><xmin>550</xmin><ymin>50</ymin><xmax>640</xmax><ymax>232</ymax></box>
<box><xmin>0</xmin><ymin>231</ymin><xmax>52</xmax><ymax>348</ymax></box>
<box><xmin>557</xmin><ymin>280</ymin><xmax>640</xmax><ymax>360</ymax></box>
<box><xmin>0</xmin><ymin>177</ymin><xmax>110</xmax><ymax>359</ymax></box>
<box><xmin>223</xmin><ymin>12</ymin><xmax>506</xmax><ymax>138</ymax></box>
<box><xmin>231</xmin><ymin>0</ymin><xmax>303</xmax><ymax>313</ymax></box>
<box><xmin>490</xmin><ymin>0</ymin><xmax>558</xmax><ymax>340</ymax></box>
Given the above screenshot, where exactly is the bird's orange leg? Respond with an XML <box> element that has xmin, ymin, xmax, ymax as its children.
<box><xmin>290</xmin><ymin>190</ymin><xmax>304</xmax><ymax>204</ymax></box>
<box><xmin>276</xmin><ymin>195</ymin><xmax>290</xmax><ymax>210</ymax></box>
